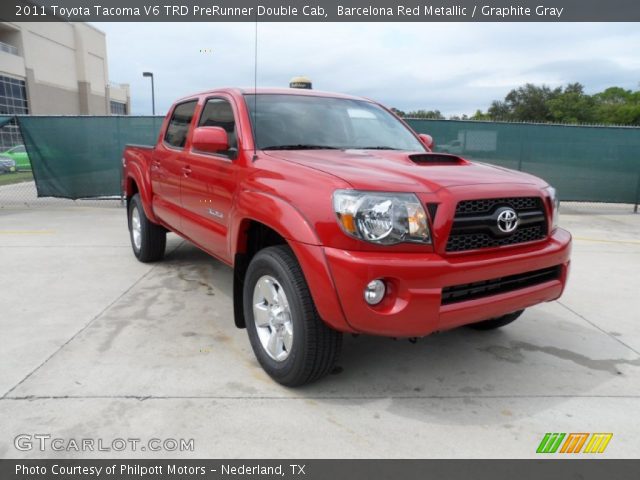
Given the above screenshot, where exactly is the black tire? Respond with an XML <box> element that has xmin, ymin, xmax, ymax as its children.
<box><xmin>467</xmin><ymin>310</ymin><xmax>524</xmax><ymax>330</ymax></box>
<box><xmin>128</xmin><ymin>193</ymin><xmax>166</xmax><ymax>263</ymax></box>
<box><xmin>243</xmin><ymin>245</ymin><xmax>342</xmax><ymax>387</ymax></box>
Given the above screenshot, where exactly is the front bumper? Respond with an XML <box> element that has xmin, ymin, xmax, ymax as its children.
<box><xmin>317</xmin><ymin>228</ymin><xmax>571</xmax><ymax>337</ymax></box>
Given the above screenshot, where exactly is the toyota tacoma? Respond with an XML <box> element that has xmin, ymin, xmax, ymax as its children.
<box><xmin>122</xmin><ymin>88</ymin><xmax>571</xmax><ymax>386</ymax></box>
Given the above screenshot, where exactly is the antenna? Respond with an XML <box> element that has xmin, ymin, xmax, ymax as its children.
<box><xmin>252</xmin><ymin>13</ymin><xmax>258</xmax><ymax>161</ymax></box>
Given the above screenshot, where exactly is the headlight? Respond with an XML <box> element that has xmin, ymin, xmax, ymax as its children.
<box><xmin>333</xmin><ymin>190</ymin><xmax>431</xmax><ymax>245</ymax></box>
<box><xmin>546</xmin><ymin>186</ymin><xmax>560</xmax><ymax>230</ymax></box>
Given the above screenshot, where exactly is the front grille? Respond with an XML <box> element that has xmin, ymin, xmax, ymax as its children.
<box><xmin>441</xmin><ymin>266</ymin><xmax>561</xmax><ymax>305</ymax></box>
<box><xmin>446</xmin><ymin>225</ymin><xmax>545</xmax><ymax>252</ymax></box>
<box><xmin>446</xmin><ymin>197</ymin><xmax>547</xmax><ymax>252</ymax></box>
<box><xmin>456</xmin><ymin>197</ymin><xmax>539</xmax><ymax>215</ymax></box>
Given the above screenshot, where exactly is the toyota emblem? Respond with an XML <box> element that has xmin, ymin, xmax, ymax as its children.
<box><xmin>497</xmin><ymin>208</ymin><xmax>518</xmax><ymax>233</ymax></box>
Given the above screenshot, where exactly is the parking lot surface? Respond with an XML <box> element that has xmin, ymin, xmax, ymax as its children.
<box><xmin>1</xmin><ymin>200</ymin><xmax>639</xmax><ymax>458</ymax></box>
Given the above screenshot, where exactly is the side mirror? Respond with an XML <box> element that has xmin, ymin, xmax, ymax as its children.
<box><xmin>418</xmin><ymin>133</ymin><xmax>434</xmax><ymax>150</ymax></box>
<box><xmin>192</xmin><ymin>126</ymin><xmax>229</xmax><ymax>153</ymax></box>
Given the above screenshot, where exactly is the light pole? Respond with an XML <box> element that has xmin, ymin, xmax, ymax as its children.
<box><xmin>142</xmin><ymin>72</ymin><xmax>155</xmax><ymax>115</ymax></box>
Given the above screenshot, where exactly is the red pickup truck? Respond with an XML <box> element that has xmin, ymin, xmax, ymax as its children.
<box><xmin>122</xmin><ymin>88</ymin><xmax>571</xmax><ymax>386</ymax></box>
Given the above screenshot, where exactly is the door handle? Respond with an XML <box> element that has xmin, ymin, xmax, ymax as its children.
<box><xmin>182</xmin><ymin>165</ymin><xmax>192</xmax><ymax>176</ymax></box>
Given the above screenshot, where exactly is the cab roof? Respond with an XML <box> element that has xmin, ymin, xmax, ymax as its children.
<box><xmin>176</xmin><ymin>87</ymin><xmax>370</xmax><ymax>103</ymax></box>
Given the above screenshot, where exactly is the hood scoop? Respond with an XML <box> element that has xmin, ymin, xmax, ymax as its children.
<box><xmin>408</xmin><ymin>153</ymin><xmax>467</xmax><ymax>165</ymax></box>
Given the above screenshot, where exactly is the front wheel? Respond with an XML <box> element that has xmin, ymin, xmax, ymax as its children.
<box><xmin>128</xmin><ymin>193</ymin><xmax>166</xmax><ymax>263</ymax></box>
<box><xmin>243</xmin><ymin>245</ymin><xmax>342</xmax><ymax>387</ymax></box>
<box><xmin>467</xmin><ymin>310</ymin><xmax>524</xmax><ymax>330</ymax></box>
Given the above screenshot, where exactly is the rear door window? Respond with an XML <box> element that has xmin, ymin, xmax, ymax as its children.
<box><xmin>164</xmin><ymin>100</ymin><xmax>197</xmax><ymax>148</ymax></box>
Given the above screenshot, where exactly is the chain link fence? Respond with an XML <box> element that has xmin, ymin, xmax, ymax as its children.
<box><xmin>0</xmin><ymin>116</ymin><xmax>161</xmax><ymax>208</ymax></box>
<box><xmin>0</xmin><ymin>180</ymin><xmax>122</xmax><ymax>208</ymax></box>
<box><xmin>1</xmin><ymin>116</ymin><xmax>639</xmax><ymax>211</ymax></box>
<box><xmin>406</xmin><ymin>118</ymin><xmax>640</xmax><ymax>210</ymax></box>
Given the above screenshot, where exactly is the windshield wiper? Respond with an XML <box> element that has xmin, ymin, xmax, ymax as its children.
<box><xmin>262</xmin><ymin>144</ymin><xmax>340</xmax><ymax>151</ymax></box>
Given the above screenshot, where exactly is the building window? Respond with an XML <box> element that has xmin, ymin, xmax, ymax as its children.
<box><xmin>0</xmin><ymin>75</ymin><xmax>28</xmax><ymax>115</ymax></box>
<box><xmin>0</xmin><ymin>41</ymin><xmax>19</xmax><ymax>56</ymax></box>
<box><xmin>110</xmin><ymin>101</ymin><xmax>127</xmax><ymax>115</ymax></box>
<box><xmin>0</xmin><ymin>75</ymin><xmax>28</xmax><ymax>150</ymax></box>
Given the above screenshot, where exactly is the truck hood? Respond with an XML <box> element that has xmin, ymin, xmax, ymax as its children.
<box><xmin>264</xmin><ymin>150</ymin><xmax>543</xmax><ymax>193</ymax></box>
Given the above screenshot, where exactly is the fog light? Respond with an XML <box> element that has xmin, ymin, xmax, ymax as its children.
<box><xmin>364</xmin><ymin>279</ymin><xmax>386</xmax><ymax>305</ymax></box>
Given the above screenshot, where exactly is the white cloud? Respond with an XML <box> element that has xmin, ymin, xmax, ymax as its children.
<box><xmin>97</xmin><ymin>22</ymin><xmax>640</xmax><ymax>116</ymax></box>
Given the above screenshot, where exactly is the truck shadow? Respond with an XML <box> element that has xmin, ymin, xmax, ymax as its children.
<box><xmin>307</xmin><ymin>316</ymin><xmax>639</xmax><ymax>425</ymax></box>
<box><xmin>162</xmin><ymin>239</ymin><xmax>639</xmax><ymax>426</ymax></box>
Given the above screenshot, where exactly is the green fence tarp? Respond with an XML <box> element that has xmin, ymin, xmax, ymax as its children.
<box><xmin>0</xmin><ymin>115</ymin><xmax>15</xmax><ymax>128</ymax></box>
<box><xmin>17</xmin><ymin>116</ymin><xmax>164</xmax><ymax>199</ymax></box>
<box><xmin>12</xmin><ymin>115</ymin><xmax>640</xmax><ymax>204</ymax></box>
<box><xmin>406</xmin><ymin>119</ymin><xmax>640</xmax><ymax>204</ymax></box>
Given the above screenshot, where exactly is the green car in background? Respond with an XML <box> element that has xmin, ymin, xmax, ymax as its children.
<box><xmin>0</xmin><ymin>145</ymin><xmax>30</xmax><ymax>170</ymax></box>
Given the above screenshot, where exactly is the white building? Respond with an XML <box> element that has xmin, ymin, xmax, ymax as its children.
<box><xmin>0</xmin><ymin>22</ymin><xmax>130</xmax><ymax>146</ymax></box>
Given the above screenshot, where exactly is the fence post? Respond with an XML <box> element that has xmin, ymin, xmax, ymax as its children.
<box><xmin>517</xmin><ymin>127</ymin><xmax>524</xmax><ymax>171</ymax></box>
<box><xmin>635</xmin><ymin>171</ymin><xmax>640</xmax><ymax>213</ymax></box>
<box><xmin>115</xmin><ymin>116</ymin><xmax>124</xmax><ymax>208</ymax></box>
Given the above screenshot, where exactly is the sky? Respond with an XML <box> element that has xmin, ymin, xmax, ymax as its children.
<box><xmin>96</xmin><ymin>22</ymin><xmax>640</xmax><ymax>116</ymax></box>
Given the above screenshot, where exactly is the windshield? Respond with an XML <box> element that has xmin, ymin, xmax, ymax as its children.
<box><xmin>244</xmin><ymin>94</ymin><xmax>425</xmax><ymax>151</ymax></box>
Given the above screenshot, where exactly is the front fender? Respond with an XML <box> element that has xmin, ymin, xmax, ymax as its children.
<box><xmin>230</xmin><ymin>190</ymin><xmax>320</xmax><ymax>250</ymax></box>
<box><xmin>230</xmin><ymin>190</ymin><xmax>352</xmax><ymax>332</ymax></box>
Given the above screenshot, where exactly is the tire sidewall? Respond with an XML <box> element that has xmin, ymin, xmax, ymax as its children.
<box><xmin>128</xmin><ymin>195</ymin><xmax>143</xmax><ymax>258</ymax></box>
<box><xmin>243</xmin><ymin>250</ymin><xmax>309</xmax><ymax>383</ymax></box>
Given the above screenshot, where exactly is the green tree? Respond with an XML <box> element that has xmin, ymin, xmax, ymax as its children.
<box><xmin>547</xmin><ymin>83</ymin><xmax>597</xmax><ymax>123</ymax></box>
<box><xmin>406</xmin><ymin>83</ymin><xmax>640</xmax><ymax>125</ymax></box>
<box><xmin>404</xmin><ymin>109</ymin><xmax>445</xmax><ymax>119</ymax></box>
<box><xmin>594</xmin><ymin>86</ymin><xmax>631</xmax><ymax>105</ymax></box>
<box><xmin>487</xmin><ymin>100</ymin><xmax>512</xmax><ymax>120</ymax></box>
<box><xmin>478</xmin><ymin>83</ymin><xmax>640</xmax><ymax>125</ymax></box>
<box><xmin>502</xmin><ymin>83</ymin><xmax>562</xmax><ymax>122</ymax></box>
<box><xmin>593</xmin><ymin>87</ymin><xmax>640</xmax><ymax>124</ymax></box>
<box><xmin>471</xmin><ymin>109</ymin><xmax>490</xmax><ymax>120</ymax></box>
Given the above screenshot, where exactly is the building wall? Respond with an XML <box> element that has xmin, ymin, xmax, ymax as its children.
<box><xmin>0</xmin><ymin>49</ymin><xmax>26</xmax><ymax>78</ymax></box>
<box><xmin>0</xmin><ymin>22</ymin><xmax>130</xmax><ymax>116</ymax></box>
<box><xmin>109</xmin><ymin>83</ymin><xmax>130</xmax><ymax>115</ymax></box>
<box><xmin>25</xmin><ymin>67</ymin><xmax>80</xmax><ymax>114</ymax></box>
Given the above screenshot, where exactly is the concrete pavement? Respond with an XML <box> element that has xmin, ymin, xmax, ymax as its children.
<box><xmin>0</xmin><ymin>203</ymin><xmax>639</xmax><ymax>458</ymax></box>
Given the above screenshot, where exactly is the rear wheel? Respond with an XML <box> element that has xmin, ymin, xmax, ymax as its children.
<box><xmin>128</xmin><ymin>193</ymin><xmax>166</xmax><ymax>263</ymax></box>
<box><xmin>243</xmin><ymin>245</ymin><xmax>342</xmax><ymax>386</ymax></box>
<box><xmin>467</xmin><ymin>310</ymin><xmax>524</xmax><ymax>330</ymax></box>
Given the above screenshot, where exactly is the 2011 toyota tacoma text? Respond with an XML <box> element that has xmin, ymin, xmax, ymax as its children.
<box><xmin>122</xmin><ymin>88</ymin><xmax>572</xmax><ymax>386</ymax></box>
